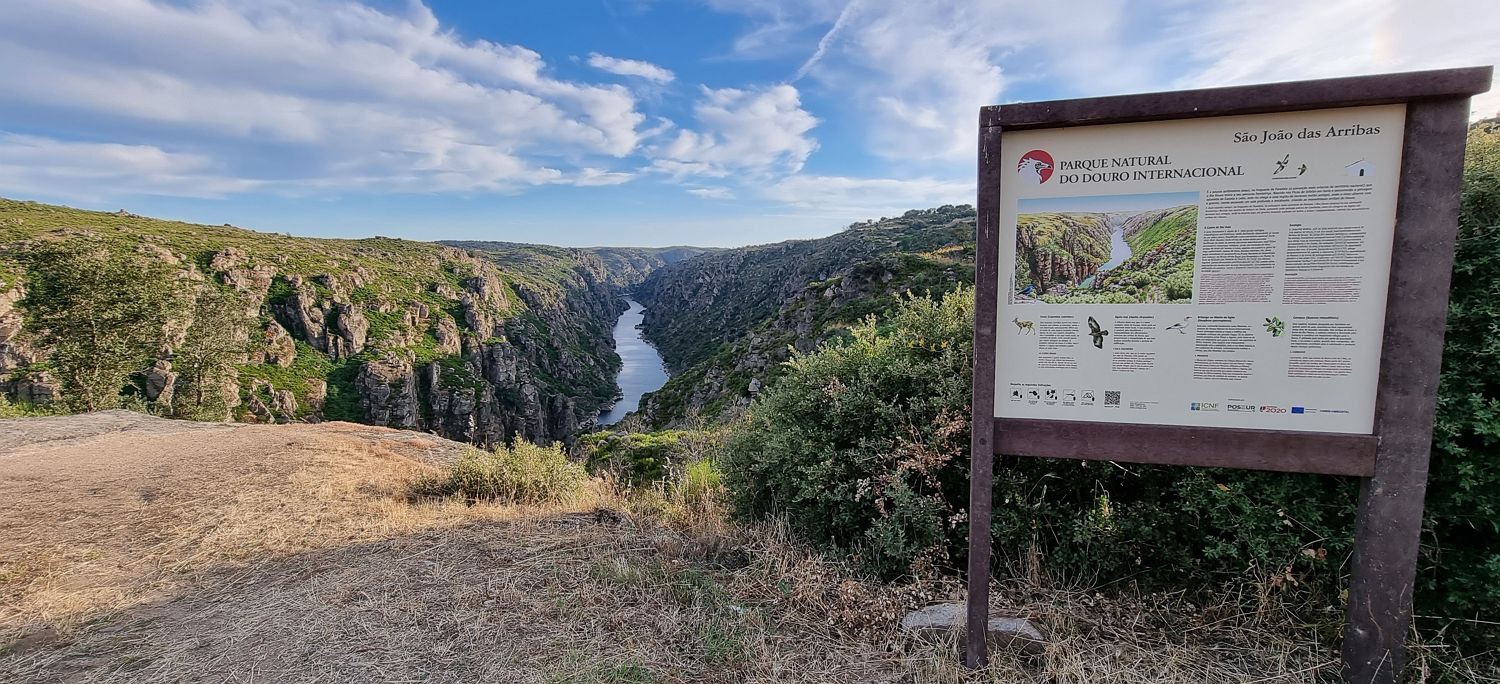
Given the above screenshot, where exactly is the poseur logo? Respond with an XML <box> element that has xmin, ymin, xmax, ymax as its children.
<box><xmin>1017</xmin><ymin>150</ymin><xmax>1054</xmax><ymax>185</ymax></box>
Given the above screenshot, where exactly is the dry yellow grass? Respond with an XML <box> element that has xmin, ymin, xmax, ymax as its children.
<box><xmin>2</xmin><ymin>411</ymin><xmax>1482</xmax><ymax>683</ymax></box>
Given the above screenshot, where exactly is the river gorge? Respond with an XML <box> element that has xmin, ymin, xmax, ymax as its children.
<box><xmin>597</xmin><ymin>299</ymin><xmax>669</xmax><ymax>425</ymax></box>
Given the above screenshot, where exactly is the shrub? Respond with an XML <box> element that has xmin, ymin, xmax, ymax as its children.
<box><xmin>1420</xmin><ymin>118</ymin><xmax>1500</xmax><ymax>638</ymax></box>
<box><xmin>412</xmin><ymin>440</ymin><xmax>586</xmax><ymax>505</ymax></box>
<box><xmin>580</xmin><ymin>429</ymin><xmax>693</xmax><ymax>486</ymax></box>
<box><xmin>18</xmin><ymin>238</ymin><xmax>179</xmax><ymax>412</ymax></box>
<box><xmin>0</xmin><ymin>395</ymin><xmax>65</xmax><ymax>418</ymax></box>
<box><xmin>721</xmin><ymin>289</ymin><xmax>974</xmax><ymax>578</ymax></box>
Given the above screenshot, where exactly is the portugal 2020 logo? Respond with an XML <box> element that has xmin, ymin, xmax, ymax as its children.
<box><xmin>1017</xmin><ymin>150</ymin><xmax>1054</xmax><ymax>185</ymax></box>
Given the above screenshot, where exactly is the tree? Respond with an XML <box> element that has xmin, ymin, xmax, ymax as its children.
<box><xmin>173</xmin><ymin>286</ymin><xmax>249</xmax><ymax>420</ymax></box>
<box><xmin>19</xmin><ymin>239</ymin><xmax>179</xmax><ymax>412</ymax></box>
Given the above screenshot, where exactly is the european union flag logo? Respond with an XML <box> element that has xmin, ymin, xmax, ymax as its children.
<box><xmin>1291</xmin><ymin>406</ymin><xmax>1305</xmax><ymax>414</ymax></box>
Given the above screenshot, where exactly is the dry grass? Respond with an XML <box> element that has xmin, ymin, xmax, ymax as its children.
<box><xmin>0</xmin><ymin>412</ymin><xmax>1492</xmax><ymax>683</ymax></box>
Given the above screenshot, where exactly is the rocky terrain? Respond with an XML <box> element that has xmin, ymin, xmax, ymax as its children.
<box><xmin>1049</xmin><ymin>205</ymin><xmax>1197</xmax><ymax>304</ymax></box>
<box><xmin>629</xmin><ymin>206</ymin><xmax>975</xmax><ymax>426</ymax></box>
<box><xmin>0</xmin><ymin>199</ymin><xmax>702</xmax><ymax>446</ymax></box>
<box><xmin>1012</xmin><ymin>212</ymin><xmax>1111</xmax><ymax>297</ymax></box>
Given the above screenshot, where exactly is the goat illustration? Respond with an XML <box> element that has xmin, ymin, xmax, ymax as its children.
<box><xmin>1012</xmin><ymin>317</ymin><xmax>1035</xmax><ymax>334</ymax></box>
<box><xmin>1017</xmin><ymin>156</ymin><xmax>1051</xmax><ymax>185</ymax></box>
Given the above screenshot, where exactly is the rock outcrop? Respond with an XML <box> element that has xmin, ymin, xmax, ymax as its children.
<box><xmin>1013</xmin><ymin>212</ymin><xmax>1111</xmax><ymax>294</ymax></box>
<box><xmin>0</xmin><ymin>198</ymin><xmax>705</xmax><ymax>447</ymax></box>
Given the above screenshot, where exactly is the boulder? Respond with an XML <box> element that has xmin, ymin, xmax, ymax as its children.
<box><xmin>258</xmin><ymin>321</ymin><xmax>297</xmax><ymax>368</ymax></box>
<box><xmin>329</xmin><ymin>303</ymin><xmax>369</xmax><ymax>360</ymax></box>
<box><xmin>14</xmin><ymin>373</ymin><xmax>61</xmax><ymax>404</ymax></box>
<box><xmin>899</xmin><ymin>603</ymin><xmax>1046</xmax><ymax>656</ymax></box>
<box><xmin>356</xmin><ymin>353</ymin><xmax>419</xmax><ymax>429</ymax></box>
<box><xmin>434</xmin><ymin>315</ymin><xmax>462</xmax><ymax>355</ymax></box>
<box><xmin>306</xmin><ymin>379</ymin><xmax>327</xmax><ymax>414</ymax></box>
<box><xmin>270</xmin><ymin>389</ymin><xmax>298</xmax><ymax>422</ymax></box>
<box><xmin>143</xmin><ymin>360</ymin><xmax>177</xmax><ymax>404</ymax></box>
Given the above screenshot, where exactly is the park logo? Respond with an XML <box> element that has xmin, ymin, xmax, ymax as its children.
<box><xmin>1190</xmin><ymin>402</ymin><xmax>1220</xmax><ymax>412</ymax></box>
<box><xmin>1017</xmin><ymin>150</ymin><xmax>1054</xmax><ymax>185</ymax></box>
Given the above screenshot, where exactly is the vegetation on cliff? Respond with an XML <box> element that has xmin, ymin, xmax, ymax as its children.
<box><xmin>1012</xmin><ymin>212</ymin><xmax>1110</xmax><ymax>296</ymax></box>
<box><xmin>1053</xmin><ymin>205</ymin><xmax>1196</xmax><ymax>304</ymax></box>
<box><xmin>630</xmin><ymin>205</ymin><xmax>975</xmax><ymax>427</ymax></box>
<box><xmin>1017</xmin><ymin>205</ymin><xmax>1197</xmax><ymax>305</ymax></box>
<box><xmin>0</xmin><ymin>199</ymin><xmax>667</xmax><ymax>445</ymax></box>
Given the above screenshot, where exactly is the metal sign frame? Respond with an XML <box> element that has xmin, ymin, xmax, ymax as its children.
<box><xmin>968</xmin><ymin>66</ymin><xmax>1493</xmax><ymax>683</ymax></box>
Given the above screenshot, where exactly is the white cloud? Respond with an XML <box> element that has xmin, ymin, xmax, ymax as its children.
<box><xmin>1177</xmin><ymin>0</ymin><xmax>1500</xmax><ymax>119</ymax></box>
<box><xmin>0</xmin><ymin>134</ymin><xmax>260</xmax><ymax>200</ymax></box>
<box><xmin>687</xmin><ymin>187</ymin><xmax>735</xmax><ymax>199</ymax></box>
<box><xmin>702</xmin><ymin>0</ymin><xmax>848</xmax><ymax>59</ymax></box>
<box><xmin>714</xmin><ymin>0</ymin><xmax>1145</xmax><ymax>163</ymax></box>
<box><xmin>0</xmin><ymin>0</ymin><xmax>648</xmax><ymax>195</ymax></box>
<box><xmin>587</xmin><ymin>53</ymin><xmax>676</xmax><ymax>83</ymax></box>
<box><xmin>573</xmin><ymin>168</ymin><xmax>636</xmax><ymax>186</ymax></box>
<box><xmin>763</xmin><ymin>174</ymin><xmax>971</xmax><ymax>216</ymax></box>
<box><xmin>715</xmin><ymin>0</ymin><xmax>1499</xmax><ymax>165</ymax></box>
<box><xmin>648</xmin><ymin>84</ymin><xmax>819</xmax><ymax>178</ymax></box>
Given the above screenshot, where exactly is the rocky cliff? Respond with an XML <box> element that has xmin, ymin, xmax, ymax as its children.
<box><xmin>0</xmin><ymin>199</ymin><xmax>690</xmax><ymax>446</ymax></box>
<box><xmin>1012</xmin><ymin>212</ymin><xmax>1111</xmax><ymax>297</ymax></box>
<box><xmin>629</xmin><ymin>206</ymin><xmax>975</xmax><ymax>427</ymax></box>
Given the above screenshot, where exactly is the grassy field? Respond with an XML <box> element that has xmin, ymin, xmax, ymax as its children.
<box><xmin>0</xmin><ymin>411</ymin><xmax>1461</xmax><ymax>683</ymax></box>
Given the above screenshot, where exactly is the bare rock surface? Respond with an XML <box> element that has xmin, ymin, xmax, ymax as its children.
<box><xmin>900</xmin><ymin>602</ymin><xmax>1048</xmax><ymax>655</ymax></box>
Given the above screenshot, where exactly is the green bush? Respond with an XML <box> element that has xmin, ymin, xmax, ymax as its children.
<box><xmin>1420</xmin><ymin>119</ymin><xmax>1500</xmax><ymax>636</ymax></box>
<box><xmin>0</xmin><ymin>395</ymin><xmax>65</xmax><ymax>418</ymax></box>
<box><xmin>412</xmin><ymin>440</ymin><xmax>587</xmax><ymax>505</ymax></box>
<box><xmin>721</xmin><ymin>289</ymin><xmax>974</xmax><ymax>578</ymax></box>
<box><xmin>581</xmin><ymin>429</ymin><xmax>693</xmax><ymax>485</ymax></box>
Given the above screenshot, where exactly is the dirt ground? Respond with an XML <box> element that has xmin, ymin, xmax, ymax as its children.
<box><xmin>0</xmin><ymin>411</ymin><xmax>1372</xmax><ymax>683</ymax></box>
<box><xmin>0</xmin><ymin>412</ymin><xmax>921</xmax><ymax>683</ymax></box>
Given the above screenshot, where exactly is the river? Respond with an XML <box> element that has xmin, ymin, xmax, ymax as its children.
<box><xmin>1080</xmin><ymin>216</ymin><xmax>1134</xmax><ymax>288</ymax></box>
<box><xmin>596</xmin><ymin>299</ymin><xmax>669</xmax><ymax>426</ymax></box>
<box><xmin>1100</xmin><ymin>215</ymin><xmax>1133</xmax><ymax>271</ymax></box>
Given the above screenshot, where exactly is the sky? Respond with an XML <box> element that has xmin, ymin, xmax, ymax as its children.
<box><xmin>1</xmin><ymin>0</ymin><xmax>1496</xmax><ymax>248</ymax></box>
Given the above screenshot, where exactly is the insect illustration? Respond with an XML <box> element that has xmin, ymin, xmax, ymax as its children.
<box><xmin>1012</xmin><ymin>317</ymin><xmax>1035</xmax><ymax>334</ymax></box>
<box><xmin>1087</xmin><ymin>316</ymin><xmax>1109</xmax><ymax>348</ymax></box>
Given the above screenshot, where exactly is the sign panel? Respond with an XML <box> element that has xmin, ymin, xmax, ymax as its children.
<box><xmin>995</xmin><ymin>104</ymin><xmax>1406</xmax><ymax>434</ymax></box>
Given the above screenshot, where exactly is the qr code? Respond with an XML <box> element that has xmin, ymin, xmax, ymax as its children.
<box><xmin>1104</xmin><ymin>391</ymin><xmax>1122</xmax><ymax>406</ymax></box>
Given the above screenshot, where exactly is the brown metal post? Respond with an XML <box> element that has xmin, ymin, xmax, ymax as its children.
<box><xmin>965</xmin><ymin>116</ymin><xmax>1003</xmax><ymax>668</ymax></box>
<box><xmin>1341</xmin><ymin>96</ymin><xmax>1472</xmax><ymax>684</ymax></box>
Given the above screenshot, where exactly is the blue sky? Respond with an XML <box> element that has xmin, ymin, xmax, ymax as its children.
<box><xmin>1</xmin><ymin>1</ymin><xmax>1495</xmax><ymax>247</ymax></box>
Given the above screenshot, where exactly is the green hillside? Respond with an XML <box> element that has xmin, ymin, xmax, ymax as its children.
<box><xmin>0</xmin><ymin>199</ymin><xmax>666</xmax><ymax>445</ymax></box>
<box><xmin>628</xmin><ymin>205</ymin><xmax>975</xmax><ymax>427</ymax></box>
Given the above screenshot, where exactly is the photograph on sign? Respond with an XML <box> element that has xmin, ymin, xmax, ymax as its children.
<box><xmin>995</xmin><ymin>104</ymin><xmax>1406</xmax><ymax>434</ymax></box>
<box><xmin>1013</xmin><ymin>190</ymin><xmax>1198</xmax><ymax>305</ymax></box>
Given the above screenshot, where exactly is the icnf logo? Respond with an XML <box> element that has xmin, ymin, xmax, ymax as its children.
<box><xmin>1017</xmin><ymin>150</ymin><xmax>1054</xmax><ymax>185</ymax></box>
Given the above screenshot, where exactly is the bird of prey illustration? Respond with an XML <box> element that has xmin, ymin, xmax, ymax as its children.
<box><xmin>1087</xmin><ymin>316</ymin><xmax>1109</xmax><ymax>349</ymax></box>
